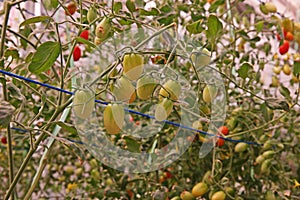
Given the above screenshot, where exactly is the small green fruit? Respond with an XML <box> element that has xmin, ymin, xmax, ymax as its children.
<box><xmin>112</xmin><ymin>77</ymin><xmax>136</xmax><ymax>103</ymax></box>
<box><xmin>211</xmin><ymin>191</ymin><xmax>226</xmax><ymax>200</ymax></box>
<box><xmin>73</xmin><ymin>89</ymin><xmax>95</xmax><ymax>119</ymax></box>
<box><xmin>122</xmin><ymin>53</ymin><xmax>144</xmax><ymax>80</ymax></box>
<box><xmin>191</xmin><ymin>182</ymin><xmax>208</xmax><ymax>197</ymax></box>
<box><xmin>234</xmin><ymin>142</ymin><xmax>248</xmax><ymax>153</ymax></box>
<box><xmin>155</xmin><ymin>98</ymin><xmax>173</xmax><ymax>122</ymax></box>
<box><xmin>265</xmin><ymin>2</ymin><xmax>277</xmax><ymax>13</ymax></box>
<box><xmin>159</xmin><ymin>80</ymin><xmax>181</xmax><ymax>101</ymax></box>
<box><xmin>87</xmin><ymin>6</ymin><xmax>97</xmax><ymax>23</ymax></box>
<box><xmin>136</xmin><ymin>76</ymin><xmax>157</xmax><ymax>100</ymax></box>
<box><xmin>104</xmin><ymin>104</ymin><xmax>125</xmax><ymax>134</ymax></box>
<box><xmin>203</xmin><ymin>85</ymin><xmax>217</xmax><ymax>104</ymax></box>
<box><xmin>180</xmin><ymin>191</ymin><xmax>195</xmax><ymax>200</ymax></box>
<box><xmin>95</xmin><ymin>17</ymin><xmax>111</xmax><ymax>40</ymax></box>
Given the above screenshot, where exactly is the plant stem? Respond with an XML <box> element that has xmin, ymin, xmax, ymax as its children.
<box><xmin>0</xmin><ymin>2</ymin><xmax>15</xmax><ymax>200</ymax></box>
<box><xmin>4</xmin><ymin>99</ymin><xmax>73</xmax><ymax>200</ymax></box>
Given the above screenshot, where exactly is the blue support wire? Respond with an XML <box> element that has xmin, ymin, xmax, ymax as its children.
<box><xmin>0</xmin><ymin>69</ymin><xmax>263</xmax><ymax>147</ymax></box>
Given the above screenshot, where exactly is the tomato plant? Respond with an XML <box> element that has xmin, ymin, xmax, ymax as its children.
<box><xmin>0</xmin><ymin>0</ymin><xmax>300</xmax><ymax>199</ymax></box>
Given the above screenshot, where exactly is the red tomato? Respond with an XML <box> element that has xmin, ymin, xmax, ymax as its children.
<box><xmin>276</xmin><ymin>33</ymin><xmax>281</xmax><ymax>41</ymax></box>
<box><xmin>279</xmin><ymin>40</ymin><xmax>289</xmax><ymax>55</ymax></box>
<box><xmin>219</xmin><ymin>126</ymin><xmax>229</xmax><ymax>135</ymax></box>
<box><xmin>285</xmin><ymin>31</ymin><xmax>294</xmax><ymax>41</ymax></box>
<box><xmin>73</xmin><ymin>46</ymin><xmax>81</xmax><ymax>61</ymax></box>
<box><xmin>216</xmin><ymin>136</ymin><xmax>225</xmax><ymax>147</ymax></box>
<box><xmin>65</xmin><ymin>2</ymin><xmax>77</xmax><ymax>16</ymax></box>
<box><xmin>79</xmin><ymin>30</ymin><xmax>89</xmax><ymax>41</ymax></box>
<box><xmin>1</xmin><ymin>136</ymin><xmax>7</xmax><ymax>144</ymax></box>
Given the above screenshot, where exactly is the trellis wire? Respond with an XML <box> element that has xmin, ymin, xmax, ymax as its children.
<box><xmin>0</xmin><ymin>69</ymin><xmax>262</xmax><ymax>147</ymax></box>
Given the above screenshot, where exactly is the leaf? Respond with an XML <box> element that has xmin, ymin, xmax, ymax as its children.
<box><xmin>20</xmin><ymin>16</ymin><xmax>53</xmax><ymax>27</ymax></box>
<box><xmin>53</xmin><ymin>121</ymin><xmax>78</xmax><ymax>135</ymax></box>
<box><xmin>139</xmin><ymin>7</ymin><xmax>160</xmax><ymax>16</ymax></box>
<box><xmin>123</xmin><ymin>135</ymin><xmax>141</xmax><ymax>153</ymax></box>
<box><xmin>28</xmin><ymin>41</ymin><xmax>60</xmax><ymax>74</ymax></box>
<box><xmin>260</xmin><ymin>103</ymin><xmax>270</xmax><ymax>122</ymax></box>
<box><xmin>237</xmin><ymin>62</ymin><xmax>252</xmax><ymax>79</ymax></box>
<box><xmin>206</xmin><ymin>14</ymin><xmax>223</xmax><ymax>43</ymax></box>
<box><xmin>4</xmin><ymin>48</ymin><xmax>19</xmax><ymax>59</ymax></box>
<box><xmin>186</xmin><ymin>20</ymin><xmax>204</xmax><ymax>34</ymax></box>
<box><xmin>126</xmin><ymin>0</ymin><xmax>136</xmax><ymax>13</ymax></box>
<box><xmin>294</xmin><ymin>61</ymin><xmax>300</xmax><ymax>76</ymax></box>
<box><xmin>113</xmin><ymin>2</ymin><xmax>122</xmax><ymax>14</ymax></box>
<box><xmin>265</xmin><ymin>98</ymin><xmax>289</xmax><ymax>111</ymax></box>
<box><xmin>279</xmin><ymin>84</ymin><xmax>291</xmax><ymax>100</ymax></box>
<box><xmin>208</xmin><ymin>0</ymin><xmax>225</xmax><ymax>12</ymax></box>
<box><xmin>255</xmin><ymin>20</ymin><xmax>265</xmax><ymax>32</ymax></box>
<box><xmin>75</xmin><ymin>37</ymin><xmax>97</xmax><ymax>48</ymax></box>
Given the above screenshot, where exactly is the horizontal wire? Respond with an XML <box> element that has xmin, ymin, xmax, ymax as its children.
<box><xmin>0</xmin><ymin>69</ymin><xmax>263</xmax><ymax>147</ymax></box>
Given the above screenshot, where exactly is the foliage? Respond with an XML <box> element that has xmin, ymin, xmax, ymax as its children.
<box><xmin>0</xmin><ymin>0</ymin><xmax>300</xmax><ymax>199</ymax></box>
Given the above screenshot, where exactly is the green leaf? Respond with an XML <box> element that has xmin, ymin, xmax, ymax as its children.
<box><xmin>279</xmin><ymin>84</ymin><xmax>291</xmax><ymax>100</ymax></box>
<box><xmin>53</xmin><ymin>121</ymin><xmax>78</xmax><ymax>135</ymax></box>
<box><xmin>20</xmin><ymin>16</ymin><xmax>53</xmax><ymax>27</ymax></box>
<box><xmin>260</xmin><ymin>103</ymin><xmax>269</xmax><ymax>122</ymax></box>
<box><xmin>265</xmin><ymin>98</ymin><xmax>289</xmax><ymax>111</ymax></box>
<box><xmin>255</xmin><ymin>20</ymin><xmax>264</xmax><ymax>32</ymax></box>
<box><xmin>118</xmin><ymin>18</ymin><xmax>133</xmax><ymax>25</ymax></box>
<box><xmin>123</xmin><ymin>135</ymin><xmax>141</xmax><ymax>153</ymax></box>
<box><xmin>206</xmin><ymin>14</ymin><xmax>223</xmax><ymax>43</ymax></box>
<box><xmin>139</xmin><ymin>7</ymin><xmax>160</xmax><ymax>16</ymax></box>
<box><xmin>294</xmin><ymin>61</ymin><xmax>300</xmax><ymax>76</ymax></box>
<box><xmin>186</xmin><ymin>20</ymin><xmax>204</xmax><ymax>34</ymax></box>
<box><xmin>28</xmin><ymin>41</ymin><xmax>60</xmax><ymax>74</ymax></box>
<box><xmin>75</xmin><ymin>37</ymin><xmax>97</xmax><ymax>48</ymax></box>
<box><xmin>113</xmin><ymin>2</ymin><xmax>122</xmax><ymax>14</ymax></box>
<box><xmin>237</xmin><ymin>62</ymin><xmax>252</xmax><ymax>79</ymax></box>
<box><xmin>208</xmin><ymin>0</ymin><xmax>225</xmax><ymax>13</ymax></box>
<box><xmin>126</xmin><ymin>0</ymin><xmax>136</xmax><ymax>13</ymax></box>
<box><xmin>4</xmin><ymin>48</ymin><xmax>19</xmax><ymax>59</ymax></box>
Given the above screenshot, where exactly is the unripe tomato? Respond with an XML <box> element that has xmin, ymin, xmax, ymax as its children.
<box><xmin>202</xmin><ymin>171</ymin><xmax>213</xmax><ymax>184</ymax></box>
<box><xmin>180</xmin><ymin>191</ymin><xmax>195</xmax><ymax>200</ymax></box>
<box><xmin>281</xmin><ymin>18</ymin><xmax>293</xmax><ymax>33</ymax></box>
<box><xmin>279</xmin><ymin>40</ymin><xmax>289</xmax><ymax>55</ymax></box>
<box><xmin>234</xmin><ymin>142</ymin><xmax>248</xmax><ymax>153</ymax></box>
<box><xmin>155</xmin><ymin>98</ymin><xmax>173</xmax><ymax>122</ymax></box>
<box><xmin>262</xmin><ymin>150</ymin><xmax>275</xmax><ymax>159</ymax></box>
<box><xmin>95</xmin><ymin>17</ymin><xmax>111</xmax><ymax>41</ymax></box>
<box><xmin>73</xmin><ymin>89</ymin><xmax>95</xmax><ymax>119</ymax></box>
<box><xmin>272</xmin><ymin>66</ymin><xmax>281</xmax><ymax>75</ymax></box>
<box><xmin>261</xmin><ymin>159</ymin><xmax>272</xmax><ymax>174</ymax></box>
<box><xmin>111</xmin><ymin>77</ymin><xmax>136</xmax><ymax>103</ymax></box>
<box><xmin>203</xmin><ymin>85</ymin><xmax>217</xmax><ymax>104</ymax></box>
<box><xmin>87</xmin><ymin>6</ymin><xmax>97</xmax><ymax>24</ymax></box>
<box><xmin>91</xmin><ymin>168</ymin><xmax>100</xmax><ymax>179</ymax></box>
<box><xmin>136</xmin><ymin>76</ymin><xmax>157</xmax><ymax>100</ymax></box>
<box><xmin>73</xmin><ymin>45</ymin><xmax>81</xmax><ymax>61</ymax></box>
<box><xmin>103</xmin><ymin>104</ymin><xmax>125</xmax><ymax>135</ymax></box>
<box><xmin>264</xmin><ymin>2</ymin><xmax>277</xmax><ymax>13</ymax></box>
<box><xmin>64</xmin><ymin>165</ymin><xmax>75</xmax><ymax>175</ymax></box>
<box><xmin>255</xmin><ymin>155</ymin><xmax>265</xmax><ymax>164</ymax></box>
<box><xmin>122</xmin><ymin>53</ymin><xmax>144</xmax><ymax>80</ymax></box>
<box><xmin>65</xmin><ymin>2</ymin><xmax>76</xmax><ymax>16</ymax></box>
<box><xmin>282</xmin><ymin>64</ymin><xmax>291</xmax><ymax>75</ymax></box>
<box><xmin>159</xmin><ymin>80</ymin><xmax>181</xmax><ymax>101</ymax></box>
<box><xmin>79</xmin><ymin>30</ymin><xmax>89</xmax><ymax>41</ymax></box>
<box><xmin>271</xmin><ymin>76</ymin><xmax>279</xmax><ymax>87</ymax></box>
<box><xmin>218</xmin><ymin>126</ymin><xmax>229</xmax><ymax>135</ymax></box>
<box><xmin>211</xmin><ymin>191</ymin><xmax>226</xmax><ymax>200</ymax></box>
<box><xmin>259</xmin><ymin>4</ymin><xmax>269</xmax><ymax>15</ymax></box>
<box><xmin>190</xmin><ymin>48</ymin><xmax>211</xmax><ymax>68</ymax></box>
<box><xmin>285</xmin><ymin>31</ymin><xmax>294</xmax><ymax>41</ymax></box>
<box><xmin>191</xmin><ymin>182</ymin><xmax>208</xmax><ymax>197</ymax></box>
